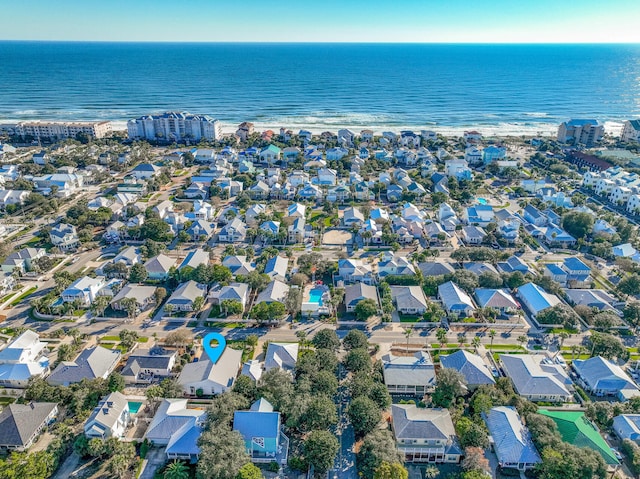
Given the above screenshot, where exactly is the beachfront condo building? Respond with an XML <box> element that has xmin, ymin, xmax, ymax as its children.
<box><xmin>15</xmin><ymin>121</ymin><xmax>113</xmax><ymax>140</ymax></box>
<box><xmin>127</xmin><ymin>111</ymin><xmax>222</xmax><ymax>142</ymax></box>
<box><xmin>557</xmin><ymin>119</ymin><xmax>604</xmax><ymax>146</ymax></box>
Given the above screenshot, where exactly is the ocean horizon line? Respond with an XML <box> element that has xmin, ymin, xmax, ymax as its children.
<box><xmin>1</xmin><ymin>39</ymin><xmax>640</xmax><ymax>46</ymax></box>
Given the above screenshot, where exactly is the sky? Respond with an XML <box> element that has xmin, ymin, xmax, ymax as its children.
<box><xmin>2</xmin><ymin>0</ymin><xmax>640</xmax><ymax>43</ymax></box>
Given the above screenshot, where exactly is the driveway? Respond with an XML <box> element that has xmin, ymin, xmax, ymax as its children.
<box><xmin>138</xmin><ymin>447</ymin><xmax>167</xmax><ymax>479</ymax></box>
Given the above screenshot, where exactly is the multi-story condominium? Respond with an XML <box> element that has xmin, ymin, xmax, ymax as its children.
<box><xmin>127</xmin><ymin>111</ymin><xmax>222</xmax><ymax>141</ymax></box>
<box><xmin>622</xmin><ymin>120</ymin><xmax>640</xmax><ymax>143</ymax></box>
<box><xmin>15</xmin><ymin>121</ymin><xmax>112</xmax><ymax>140</ymax></box>
<box><xmin>557</xmin><ymin>119</ymin><xmax>604</xmax><ymax>146</ymax></box>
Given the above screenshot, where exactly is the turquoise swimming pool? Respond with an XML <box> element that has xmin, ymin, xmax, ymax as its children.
<box><xmin>478</xmin><ymin>198</ymin><xmax>488</xmax><ymax>205</ymax></box>
<box><xmin>128</xmin><ymin>401</ymin><xmax>142</xmax><ymax>415</ymax></box>
<box><xmin>308</xmin><ymin>289</ymin><xmax>324</xmax><ymax>305</ymax></box>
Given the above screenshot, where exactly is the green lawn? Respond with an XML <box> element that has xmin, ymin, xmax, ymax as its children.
<box><xmin>138</xmin><ymin>337</ymin><xmax>149</xmax><ymax>343</ymax></box>
<box><xmin>0</xmin><ymin>397</ymin><xmax>16</xmax><ymax>406</ymax></box>
<box><xmin>398</xmin><ymin>314</ymin><xmax>422</xmax><ymax>322</ymax></box>
<box><xmin>206</xmin><ymin>321</ymin><xmax>246</xmax><ymax>328</ymax></box>
<box><xmin>10</xmin><ymin>286</ymin><xmax>38</xmax><ymax>307</ymax></box>
<box><xmin>101</xmin><ymin>335</ymin><xmax>120</xmax><ymax>341</ymax></box>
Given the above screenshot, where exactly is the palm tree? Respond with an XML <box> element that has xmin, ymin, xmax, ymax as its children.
<box><xmin>457</xmin><ymin>332</ymin><xmax>466</xmax><ymax>347</ymax></box>
<box><xmin>424</xmin><ymin>466</ymin><xmax>440</xmax><ymax>479</ymax></box>
<box><xmin>517</xmin><ymin>335</ymin><xmax>528</xmax><ymax>349</ymax></box>
<box><xmin>558</xmin><ymin>331</ymin><xmax>570</xmax><ymax>350</ymax></box>
<box><xmin>163</xmin><ymin>461</ymin><xmax>190</xmax><ymax>479</ymax></box>
<box><xmin>404</xmin><ymin>327</ymin><xmax>414</xmax><ymax>352</ymax></box>
<box><xmin>488</xmin><ymin>329</ymin><xmax>497</xmax><ymax>350</ymax></box>
<box><xmin>472</xmin><ymin>336</ymin><xmax>481</xmax><ymax>350</ymax></box>
<box><xmin>296</xmin><ymin>330</ymin><xmax>307</xmax><ymax>350</ymax></box>
<box><xmin>436</xmin><ymin>328</ymin><xmax>447</xmax><ymax>348</ymax></box>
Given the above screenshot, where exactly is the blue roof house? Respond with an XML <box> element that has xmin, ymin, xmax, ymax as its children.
<box><xmin>483</xmin><ymin>406</ymin><xmax>541</xmax><ymax>471</ymax></box>
<box><xmin>482</xmin><ymin>145</ymin><xmax>506</xmax><ymax>164</ymax></box>
<box><xmin>233</xmin><ymin>398</ymin><xmax>289</xmax><ymax>464</ymax></box>
<box><xmin>516</xmin><ymin>282</ymin><xmax>560</xmax><ymax>318</ymax></box>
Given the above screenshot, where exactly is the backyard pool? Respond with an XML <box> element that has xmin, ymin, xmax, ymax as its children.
<box><xmin>308</xmin><ymin>289</ymin><xmax>324</xmax><ymax>306</ymax></box>
<box><xmin>128</xmin><ymin>401</ymin><xmax>143</xmax><ymax>415</ymax></box>
<box><xmin>477</xmin><ymin>198</ymin><xmax>488</xmax><ymax>205</ymax></box>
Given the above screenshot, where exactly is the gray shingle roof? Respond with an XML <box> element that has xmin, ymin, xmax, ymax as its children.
<box><xmin>440</xmin><ymin>350</ymin><xmax>495</xmax><ymax>387</ymax></box>
<box><xmin>344</xmin><ymin>282</ymin><xmax>379</xmax><ymax>308</ymax></box>
<box><xmin>382</xmin><ymin>351</ymin><xmax>435</xmax><ymax>387</ymax></box>
<box><xmin>47</xmin><ymin>346</ymin><xmax>121</xmax><ymax>386</ymax></box>
<box><xmin>500</xmin><ymin>354</ymin><xmax>572</xmax><ymax>398</ymax></box>
<box><xmin>0</xmin><ymin>402</ymin><xmax>57</xmax><ymax>448</ymax></box>
<box><xmin>392</xmin><ymin>404</ymin><xmax>455</xmax><ymax>441</ymax></box>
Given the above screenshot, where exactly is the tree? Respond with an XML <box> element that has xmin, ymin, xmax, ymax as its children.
<box><xmin>197</xmin><ymin>428</ymin><xmax>250</xmax><ymax>479</ymax></box>
<box><xmin>164</xmin><ymin>329</ymin><xmax>193</xmax><ymax>347</ymax></box>
<box><xmin>118</xmin><ymin>329</ymin><xmax>139</xmax><ymax>350</ymax></box>
<box><xmin>120</xmin><ymin>297</ymin><xmax>138</xmax><ymax>320</ymax></box>
<box><xmin>89</xmin><ymin>296</ymin><xmax>109</xmax><ymax>317</ymax></box>
<box><xmin>257</xmin><ymin>368</ymin><xmax>295</xmax><ymax>413</ymax></box>
<box><xmin>344</xmin><ymin>348</ymin><xmax>372</xmax><ymax>374</ymax></box>
<box><xmin>343</xmin><ymin>329</ymin><xmax>368</xmax><ymax>350</ymax></box>
<box><xmin>129</xmin><ymin>262</ymin><xmax>148</xmax><ymax>283</ymax></box>
<box><xmin>478</xmin><ymin>271</ymin><xmax>503</xmax><ymax>289</ymax></box>
<box><xmin>164</xmin><ymin>460</ymin><xmax>190</xmax><ymax>479</ymax></box>
<box><xmin>235</xmin><ymin>463</ymin><xmax>263</xmax><ymax>479</ymax></box>
<box><xmin>436</xmin><ymin>328</ymin><xmax>448</xmax><ymax>347</ymax></box>
<box><xmin>486</xmin><ymin>330</ymin><xmax>498</xmax><ymax>351</ymax></box>
<box><xmin>456</xmin><ymin>417</ymin><xmax>489</xmax><ymax>449</ymax></box>
<box><xmin>517</xmin><ymin>335</ymin><xmax>527</xmax><ymax>348</ymax></box>
<box><xmin>348</xmin><ymin>396</ymin><xmax>382</xmax><ymax>437</ymax></box>
<box><xmin>312</xmin><ymin>329</ymin><xmax>340</xmax><ymax>351</ymax></box>
<box><xmin>355</xmin><ymin>299</ymin><xmax>378</xmax><ymax>321</ymax></box>
<box><xmin>356</xmin><ymin>430</ymin><xmax>404</xmax><ymax>479</ymax></box>
<box><xmin>561</xmin><ymin>211</ymin><xmax>594</xmax><ymax>239</ymax></box>
<box><xmin>107</xmin><ymin>372</ymin><xmax>125</xmax><ymax>392</ymax></box>
<box><xmin>403</xmin><ymin>327</ymin><xmax>414</xmax><ymax>352</ymax></box>
<box><xmin>232</xmin><ymin>375</ymin><xmax>257</xmax><ymax>402</ymax></box>
<box><xmin>424</xmin><ymin>466</ymin><xmax>440</xmax><ymax>479</ymax></box>
<box><xmin>154</xmin><ymin>287</ymin><xmax>167</xmax><ymax>306</ymax></box>
<box><xmin>588</xmin><ymin>332</ymin><xmax>629</xmax><ymax>360</ymax></box>
<box><xmin>618</xmin><ymin>274</ymin><xmax>640</xmax><ymax>297</ymax></box>
<box><xmin>299</xmin><ymin>395</ymin><xmax>338</xmax><ymax>431</ymax></box>
<box><xmin>624</xmin><ymin>301</ymin><xmax>640</xmax><ymax>330</ymax></box>
<box><xmin>290</xmin><ymin>273</ymin><xmax>309</xmax><ymax>286</ymax></box>
<box><xmin>221</xmin><ymin>299</ymin><xmax>243</xmax><ymax>317</ymax></box>
<box><xmin>461</xmin><ymin>447</ymin><xmax>489</xmax><ymax>473</ymax></box>
<box><xmin>535</xmin><ymin>303</ymin><xmax>578</xmax><ymax>329</ymax></box>
<box><xmin>303</xmin><ymin>430</ymin><xmax>339</xmax><ymax>474</ymax></box>
<box><xmin>432</xmin><ymin>368</ymin><xmax>467</xmax><ymax>408</ymax></box>
<box><xmin>193</xmin><ymin>295</ymin><xmax>205</xmax><ymax>312</ymax></box>
<box><xmin>373</xmin><ymin>462</ymin><xmax>408</xmax><ymax>479</ymax></box>
<box><xmin>284</xmin><ymin>287</ymin><xmax>302</xmax><ymax>315</ymax></box>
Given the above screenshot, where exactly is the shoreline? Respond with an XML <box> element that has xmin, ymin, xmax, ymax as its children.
<box><xmin>0</xmin><ymin>118</ymin><xmax>626</xmax><ymax>138</ymax></box>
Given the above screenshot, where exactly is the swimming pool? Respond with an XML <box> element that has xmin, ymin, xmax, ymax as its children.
<box><xmin>308</xmin><ymin>289</ymin><xmax>324</xmax><ymax>305</ymax></box>
<box><xmin>477</xmin><ymin>198</ymin><xmax>488</xmax><ymax>205</ymax></box>
<box><xmin>128</xmin><ymin>401</ymin><xmax>143</xmax><ymax>415</ymax></box>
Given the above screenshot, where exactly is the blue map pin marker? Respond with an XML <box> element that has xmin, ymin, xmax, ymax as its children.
<box><xmin>202</xmin><ymin>332</ymin><xmax>226</xmax><ymax>364</ymax></box>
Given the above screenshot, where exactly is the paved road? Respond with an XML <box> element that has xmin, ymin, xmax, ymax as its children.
<box><xmin>329</xmin><ymin>364</ymin><xmax>357</xmax><ymax>479</ymax></box>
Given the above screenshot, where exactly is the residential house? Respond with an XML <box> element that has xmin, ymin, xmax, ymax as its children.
<box><xmin>523</xmin><ymin>205</ymin><xmax>547</xmax><ymax>226</ymax></box>
<box><xmin>165</xmin><ymin>281</ymin><xmax>207</xmax><ymax>312</ymax></box>
<box><xmin>211</xmin><ymin>283</ymin><xmax>250</xmax><ymax>312</ymax></box>
<box><xmin>462</xmin><ymin>225</ymin><xmax>486</xmax><ymax>245</ymax></box>
<box><xmin>440</xmin><ymin>350</ymin><xmax>495</xmax><ymax>390</ymax></box>
<box><xmin>317</xmin><ymin>168</ymin><xmax>338</xmax><ymax>186</ymax></box>
<box><xmin>1</xmin><ymin>247</ymin><xmax>46</xmax><ymax>274</ymax></box>
<box><xmin>218</xmin><ymin>218</ymin><xmax>247</xmax><ymax>243</ymax></box>
<box><xmin>418</xmin><ymin>262</ymin><xmax>455</xmax><ymax>277</ymax></box>
<box><xmin>255</xmin><ymin>280</ymin><xmax>290</xmax><ymax>306</ymax></box>
<box><xmin>382</xmin><ymin>351</ymin><xmax>436</xmax><ymax>395</ymax></box>
<box><xmin>327</xmin><ymin>184</ymin><xmax>351</xmax><ymax>203</ymax></box>
<box><xmin>259</xmin><ymin>145</ymin><xmax>281</xmax><ymax>164</ymax></box>
<box><xmin>391</xmin><ymin>405</ymin><xmax>461</xmax><ymax>463</ymax></box>
<box><xmin>61</xmin><ymin>276</ymin><xmax>106</xmax><ymax>306</ymax></box>
<box><xmin>49</xmin><ymin>223</ymin><xmax>80</xmax><ymax>251</ymax></box>
<box><xmin>390</xmin><ymin>285</ymin><xmax>428</xmax><ymax>315</ymax></box>
<box><xmin>110</xmin><ymin>284</ymin><xmax>156</xmax><ymax>312</ymax></box>
<box><xmin>245</xmin><ymin>204</ymin><xmax>267</xmax><ymax>226</ymax></box>
<box><xmin>538</xmin><ymin>410</ymin><xmax>619</xmax><ymax>465</ymax></box>
<box><xmin>84</xmin><ymin>392</ymin><xmax>130</xmax><ymax>439</ymax></box>
<box><xmin>500</xmin><ymin>354</ymin><xmax>573</xmax><ymax>402</ymax></box>
<box><xmin>144</xmin><ymin>254</ymin><xmax>177</xmax><ymax>281</ymax></box>
<box><xmin>179</xmin><ymin>249</ymin><xmax>210</xmax><ymax>271</ymax></box>
<box><xmin>264</xmin><ymin>342</ymin><xmax>298</xmax><ymax>372</ymax></box>
<box><xmin>573</xmin><ymin>356</ymin><xmax>640</xmax><ymax>400</ymax></box>
<box><xmin>564</xmin><ymin>289</ymin><xmax>622</xmax><ymax>314</ymax></box>
<box><xmin>130</xmin><ymin>163</ymin><xmax>161</xmax><ymax>180</ymax></box>
<box><xmin>464</xmin><ymin>205</ymin><xmax>495</xmax><ymax>226</ymax></box>
<box><xmin>121</xmin><ymin>349</ymin><xmax>177</xmax><ymax>384</ymax></box>
<box><xmin>234</xmin><ymin>398</ymin><xmax>289</xmax><ymax>464</ymax></box>
<box><xmin>0</xmin><ymin>331</ymin><xmax>49</xmax><ymax>388</ymax></box>
<box><xmin>338</xmin><ymin>259</ymin><xmax>375</xmax><ymax>284</ymax></box>
<box><xmin>497</xmin><ymin>255</ymin><xmax>532</xmax><ymax>275</ymax></box>
<box><xmin>344</xmin><ymin>282</ymin><xmax>380</xmax><ymax>313</ymax></box>
<box><xmin>47</xmin><ymin>346</ymin><xmax>121</xmax><ymax>387</ymax></box>
<box><xmin>0</xmin><ymin>190</ymin><xmax>29</xmax><ymax>209</ymax></box>
<box><xmin>186</xmin><ymin>219</ymin><xmax>214</xmax><ymax>240</ymax></box>
<box><xmin>264</xmin><ymin>256</ymin><xmax>288</xmax><ymax>282</ymax></box>
<box><xmin>378</xmin><ymin>254</ymin><xmax>416</xmax><ymax>278</ymax></box>
<box><xmin>613</xmin><ymin>414</ymin><xmax>640</xmax><ymax>443</ymax></box>
<box><xmin>287</xmin><ymin>203</ymin><xmax>306</xmax><ymax>219</ymax></box>
<box><xmin>438</xmin><ymin>281</ymin><xmax>476</xmax><ymax>316</ymax></box>
<box><xmin>516</xmin><ymin>282</ymin><xmax>561</xmax><ymax>319</ymax></box>
<box><xmin>145</xmin><ymin>398</ymin><xmax>206</xmax><ymax>463</ymax></box>
<box><xmin>178</xmin><ymin>346</ymin><xmax>243</xmax><ymax>396</ymax></box>
<box><xmin>482</xmin><ymin>406</ymin><xmax>541</xmax><ymax>471</ymax></box>
<box><xmin>0</xmin><ymin>402</ymin><xmax>58</xmax><ymax>452</ymax></box>
<box><xmin>474</xmin><ymin>288</ymin><xmax>519</xmax><ymax>315</ymax></box>
<box><xmin>438</xmin><ymin>203</ymin><xmax>460</xmax><ymax>231</ymax></box>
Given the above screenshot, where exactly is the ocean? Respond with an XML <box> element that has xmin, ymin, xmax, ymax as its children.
<box><xmin>1</xmin><ymin>42</ymin><xmax>639</xmax><ymax>136</ymax></box>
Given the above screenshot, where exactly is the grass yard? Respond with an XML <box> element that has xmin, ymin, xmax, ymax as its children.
<box><xmin>398</xmin><ymin>314</ymin><xmax>422</xmax><ymax>322</ymax></box>
<box><xmin>10</xmin><ymin>286</ymin><xmax>38</xmax><ymax>307</ymax></box>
